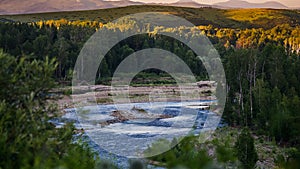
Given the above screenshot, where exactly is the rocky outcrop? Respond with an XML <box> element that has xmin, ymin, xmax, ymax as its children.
<box><xmin>100</xmin><ymin>108</ymin><xmax>173</xmax><ymax>127</ymax></box>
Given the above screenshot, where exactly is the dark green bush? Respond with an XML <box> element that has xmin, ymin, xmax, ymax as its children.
<box><xmin>235</xmin><ymin>128</ymin><xmax>258</xmax><ymax>169</ymax></box>
<box><xmin>0</xmin><ymin>51</ymin><xmax>96</xmax><ymax>169</ymax></box>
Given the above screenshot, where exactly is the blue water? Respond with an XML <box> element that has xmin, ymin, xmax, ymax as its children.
<box><xmin>52</xmin><ymin>100</ymin><xmax>224</xmax><ymax>168</ymax></box>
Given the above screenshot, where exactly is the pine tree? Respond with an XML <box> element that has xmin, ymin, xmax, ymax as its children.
<box><xmin>235</xmin><ymin>128</ymin><xmax>258</xmax><ymax>169</ymax></box>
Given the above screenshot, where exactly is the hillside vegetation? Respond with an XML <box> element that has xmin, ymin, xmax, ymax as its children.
<box><xmin>1</xmin><ymin>5</ymin><xmax>300</xmax><ymax>29</ymax></box>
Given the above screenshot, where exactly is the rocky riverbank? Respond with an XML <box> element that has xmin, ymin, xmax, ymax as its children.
<box><xmin>57</xmin><ymin>81</ymin><xmax>216</xmax><ymax>110</ymax></box>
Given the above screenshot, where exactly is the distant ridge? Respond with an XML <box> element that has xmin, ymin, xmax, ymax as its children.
<box><xmin>214</xmin><ymin>0</ymin><xmax>288</xmax><ymax>9</ymax></box>
<box><xmin>0</xmin><ymin>0</ymin><xmax>292</xmax><ymax>15</ymax></box>
<box><xmin>0</xmin><ymin>0</ymin><xmax>144</xmax><ymax>15</ymax></box>
<box><xmin>167</xmin><ymin>0</ymin><xmax>211</xmax><ymax>8</ymax></box>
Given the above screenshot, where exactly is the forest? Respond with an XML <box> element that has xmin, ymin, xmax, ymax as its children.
<box><xmin>0</xmin><ymin>6</ymin><xmax>300</xmax><ymax>169</ymax></box>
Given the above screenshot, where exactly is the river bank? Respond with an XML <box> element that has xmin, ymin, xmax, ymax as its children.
<box><xmin>56</xmin><ymin>81</ymin><xmax>216</xmax><ymax>110</ymax></box>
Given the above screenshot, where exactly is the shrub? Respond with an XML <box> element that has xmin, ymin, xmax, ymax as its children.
<box><xmin>235</xmin><ymin>128</ymin><xmax>258</xmax><ymax>169</ymax></box>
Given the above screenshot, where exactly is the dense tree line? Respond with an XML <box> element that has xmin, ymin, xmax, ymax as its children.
<box><xmin>218</xmin><ymin>43</ymin><xmax>300</xmax><ymax>167</ymax></box>
<box><xmin>1</xmin><ymin>19</ymin><xmax>300</xmax><ymax>83</ymax></box>
<box><xmin>199</xmin><ymin>24</ymin><xmax>300</xmax><ymax>53</ymax></box>
<box><xmin>221</xmin><ymin>44</ymin><xmax>300</xmax><ymax>145</ymax></box>
<box><xmin>0</xmin><ymin>21</ymin><xmax>210</xmax><ymax>83</ymax></box>
<box><xmin>0</xmin><ymin>22</ymin><xmax>95</xmax><ymax>82</ymax></box>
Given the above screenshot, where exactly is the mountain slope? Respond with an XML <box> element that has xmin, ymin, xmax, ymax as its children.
<box><xmin>214</xmin><ymin>0</ymin><xmax>288</xmax><ymax>9</ymax></box>
<box><xmin>167</xmin><ymin>0</ymin><xmax>210</xmax><ymax>8</ymax></box>
<box><xmin>0</xmin><ymin>0</ymin><xmax>143</xmax><ymax>15</ymax></box>
<box><xmin>0</xmin><ymin>0</ymin><xmax>293</xmax><ymax>15</ymax></box>
<box><xmin>1</xmin><ymin>5</ymin><xmax>300</xmax><ymax>29</ymax></box>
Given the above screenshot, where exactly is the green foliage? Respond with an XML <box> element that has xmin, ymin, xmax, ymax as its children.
<box><xmin>145</xmin><ymin>136</ymin><xmax>226</xmax><ymax>169</ymax></box>
<box><xmin>275</xmin><ymin>147</ymin><xmax>300</xmax><ymax>169</ymax></box>
<box><xmin>0</xmin><ymin>51</ymin><xmax>96</xmax><ymax>169</ymax></box>
<box><xmin>215</xmin><ymin>141</ymin><xmax>236</xmax><ymax>164</ymax></box>
<box><xmin>223</xmin><ymin>44</ymin><xmax>300</xmax><ymax>150</ymax></box>
<box><xmin>235</xmin><ymin>128</ymin><xmax>258</xmax><ymax>169</ymax></box>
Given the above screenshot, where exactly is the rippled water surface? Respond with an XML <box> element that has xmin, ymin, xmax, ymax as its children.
<box><xmin>54</xmin><ymin>100</ymin><xmax>223</xmax><ymax>168</ymax></box>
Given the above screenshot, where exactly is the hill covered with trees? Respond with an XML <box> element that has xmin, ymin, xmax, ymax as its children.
<box><xmin>1</xmin><ymin>5</ymin><xmax>300</xmax><ymax>29</ymax></box>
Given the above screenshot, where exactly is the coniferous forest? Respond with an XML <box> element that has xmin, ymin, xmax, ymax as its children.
<box><xmin>0</xmin><ymin>6</ymin><xmax>300</xmax><ymax>169</ymax></box>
